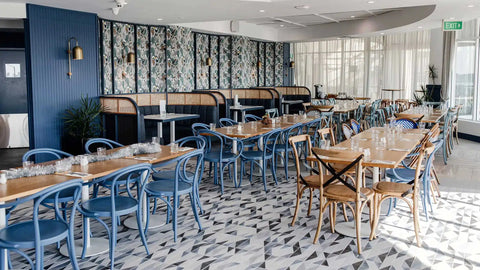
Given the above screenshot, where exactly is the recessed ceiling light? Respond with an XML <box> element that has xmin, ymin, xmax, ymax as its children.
<box><xmin>468</xmin><ymin>4</ymin><xmax>475</xmax><ymax>8</ymax></box>
<box><xmin>380</xmin><ymin>32</ymin><xmax>385</xmax><ymax>35</ymax></box>
<box><xmin>295</xmin><ymin>5</ymin><xmax>310</xmax><ymax>9</ymax></box>
<box><xmin>157</xmin><ymin>18</ymin><xmax>163</xmax><ymax>21</ymax></box>
<box><xmin>418</xmin><ymin>26</ymin><xmax>423</xmax><ymax>29</ymax></box>
<box><xmin>259</xmin><ymin>9</ymin><xmax>265</xmax><ymax>13</ymax></box>
<box><xmin>449</xmin><ymin>17</ymin><xmax>455</xmax><ymax>20</ymax></box>
<box><xmin>280</xmin><ymin>24</ymin><xmax>285</xmax><ymax>27</ymax></box>
<box><xmin>367</xmin><ymin>1</ymin><xmax>375</xmax><ymax>3</ymax></box>
<box><xmin>350</xmin><ymin>15</ymin><xmax>356</xmax><ymax>18</ymax></box>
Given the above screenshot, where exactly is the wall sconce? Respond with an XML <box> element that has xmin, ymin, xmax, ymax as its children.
<box><xmin>67</xmin><ymin>37</ymin><xmax>83</xmax><ymax>78</ymax></box>
<box><xmin>121</xmin><ymin>43</ymin><xmax>135</xmax><ymax>78</ymax></box>
<box><xmin>127</xmin><ymin>52</ymin><xmax>135</xmax><ymax>64</ymax></box>
<box><xmin>289</xmin><ymin>61</ymin><xmax>295</xmax><ymax>68</ymax></box>
<box><xmin>257</xmin><ymin>61</ymin><xmax>262</xmax><ymax>69</ymax></box>
<box><xmin>206</xmin><ymin>57</ymin><xmax>212</xmax><ymax>66</ymax></box>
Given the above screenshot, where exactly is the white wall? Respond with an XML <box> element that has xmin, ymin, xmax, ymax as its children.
<box><xmin>0</xmin><ymin>3</ymin><xmax>26</xmax><ymax>19</ymax></box>
<box><xmin>429</xmin><ymin>27</ymin><xmax>443</xmax><ymax>83</ymax></box>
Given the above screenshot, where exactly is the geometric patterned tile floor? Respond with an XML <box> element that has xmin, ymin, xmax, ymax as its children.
<box><xmin>7</xmin><ymin>140</ymin><xmax>480</xmax><ymax>269</ymax></box>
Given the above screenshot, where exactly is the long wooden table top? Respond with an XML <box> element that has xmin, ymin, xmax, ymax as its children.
<box><xmin>308</xmin><ymin>127</ymin><xmax>426</xmax><ymax>168</ymax></box>
<box><xmin>212</xmin><ymin>115</ymin><xmax>317</xmax><ymax>139</ymax></box>
<box><xmin>396</xmin><ymin>108</ymin><xmax>446</xmax><ymax>123</ymax></box>
<box><xmin>0</xmin><ymin>145</ymin><xmax>195</xmax><ymax>201</ymax></box>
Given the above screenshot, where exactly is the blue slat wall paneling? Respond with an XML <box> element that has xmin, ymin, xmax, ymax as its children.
<box><xmin>26</xmin><ymin>4</ymin><xmax>100</xmax><ymax>151</ymax></box>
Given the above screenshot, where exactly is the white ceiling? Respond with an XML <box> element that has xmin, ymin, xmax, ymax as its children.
<box><xmin>2</xmin><ymin>0</ymin><xmax>480</xmax><ymax>41</ymax></box>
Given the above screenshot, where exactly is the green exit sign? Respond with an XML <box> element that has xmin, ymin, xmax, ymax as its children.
<box><xmin>443</xmin><ymin>21</ymin><xmax>463</xmax><ymax>31</ymax></box>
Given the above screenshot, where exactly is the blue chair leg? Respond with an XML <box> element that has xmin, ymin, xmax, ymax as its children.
<box><xmin>249</xmin><ymin>161</ymin><xmax>254</xmax><ymax>184</ymax></box>
<box><xmin>110</xmin><ymin>219</ymin><xmax>117</xmax><ymax>270</ymax></box>
<box><xmin>284</xmin><ymin>151</ymin><xmax>289</xmax><ymax>179</ymax></box>
<box><xmin>81</xmin><ymin>217</ymin><xmax>88</xmax><ymax>259</ymax></box>
<box><xmin>208</xmin><ymin>162</ymin><xmax>212</xmax><ymax>177</ymax></box>
<box><xmin>261</xmin><ymin>161</ymin><xmax>268</xmax><ymax>192</ymax></box>
<box><xmin>219</xmin><ymin>165</ymin><xmax>225</xmax><ymax>194</ymax></box>
<box><xmin>189</xmin><ymin>193</ymin><xmax>203</xmax><ymax>231</ymax></box>
<box><xmin>213</xmin><ymin>163</ymin><xmax>218</xmax><ymax>185</ymax></box>
<box><xmin>173</xmin><ymin>196</ymin><xmax>178</xmax><ymax>242</ymax></box>
<box><xmin>166</xmin><ymin>196</ymin><xmax>171</xmax><ymax>224</ymax></box>
<box><xmin>136</xmin><ymin>207</ymin><xmax>150</xmax><ymax>254</ymax></box>
<box><xmin>67</xmin><ymin>226</ymin><xmax>80</xmax><ymax>270</ymax></box>
<box><xmin>270</xmin><ymin>159</ymin><xmax>278</xmax><ymax>185</ymax></box>
<box><xmin>443</xmin><ymin>142</ymin><xmax>448</xmax><ymax>165</ymax></box>
<box><xmin>239</xmin><ymin>159</ymin><xmax>245</xmax><ymax>187</ymax></box>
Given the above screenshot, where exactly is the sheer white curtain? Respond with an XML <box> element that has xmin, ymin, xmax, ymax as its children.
<box><xmin>292</xmin><ymin>30</ymin><xmax>430</xmax><ymax>100</ymax></box>
<box><xmin>383</xmin><ymin>31</ymin><xmax>431</xmax><ymax>99</ymax></box>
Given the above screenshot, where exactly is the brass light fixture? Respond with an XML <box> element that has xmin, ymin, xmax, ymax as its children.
<box><xmin>206</xmin><ymin>57</ymin><xmax>212</xmax><ymax>66</ymax></box>
<box><xmin>67</xmin><ymin>37</ymin><xmax>83</xmax><ymax>78</ymax></box>
<box><xmin>127</xmin><ymin>52</ymin><xmax>135</xmax><ymax>64</ymax></box>
<box><xmin>289</xmin><ymin>61</ymin><xmax>295</xmax><ymax>68</ymax></box>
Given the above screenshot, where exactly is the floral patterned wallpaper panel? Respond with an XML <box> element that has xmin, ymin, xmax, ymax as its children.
<box><xmin>231</xmin><ymin>36</ymin><xmax>249</xmax><ymax>88</ymax></box>
<box><xmin>248</xmin><ymin>40</ymin><xmax>258</xmax><ymax>87</ymax></box>
<box><xmin>102</xmin><ymin>21</ymin><xmax>113</xmax><ymax>94</ymax></box>
<box><xmin>258</xmin><ymin>42</ymin><xmax>265</xmax><ymax>87</ymax></box>
<box><xmin>265</xmin><ymin>43</ymin><xmax>274</xmax><ymax>86</ymax></box>
<box><xmin>113</xmin><ymin>22</ymin><xmax>136</xmax><ymax>94</ymax></box>
<box><xmin>150</xmin><ymin>26</ymin><xmax>166</xmax><ymax>92</ymax></box>
<box><xmin>210</xmin><ymin>36</ymin><xmax>219</xmax><ymax>89</ymax></box>
<box><xmin>274</xmin><ymin>43</ymin><xmax>284</xmax><ymax>86</ymax></box>
<box><xmin>195</xmin><ymin>33</ymin><xmax>209</xmax><ymax>89</ymax></box>
<box><xmin>101</xmin><ymin>19</ymin><xmax>286</xmax><ymax>94</ymax></box>
<box><xmin>219</xmin><ymin>36</ymin><xmax>231</xmax><ymax>89</ymax></box>
<box><xmin>136</xmin><ymin>25</ymin><xmax>150</xmax><ymax>93</ymax></box>
<box><xmin>166</xmin><ymin>26</ymin><xmax>194</xmax><ymax>92</ymax></box>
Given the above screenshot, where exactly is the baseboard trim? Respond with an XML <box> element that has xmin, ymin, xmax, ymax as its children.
<box><xmin>458</xmin><ymin>132</ymin><xmax>480</xmax><ymax>143</ymax></box>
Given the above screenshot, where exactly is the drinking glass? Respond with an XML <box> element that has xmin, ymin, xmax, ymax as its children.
<box><xmin>419</xmin><ymin>122</ymin><xmax>426</xmax><ymax>130</ymax></box>
<box><xmin>80</xmin><ymin>155</ymin><xmax>89</xmax><ymax>167</ymax></box>
<box><xmin>152</xmin><ymin>137</ymin><xmax>159</xmax><ymax>144</ymax></box>
<box><xmin>171</xmin><ymin>143</ymin><xmax>179</xmax><ymax>153</ymax></box>
<box><xmin>97</xmin><ymin>147</ymin><xmax>107</xmax><ymax>157</ymax></box>
<box><xmin>23</xmin><ymin>160</ymin><xmax>33</xmax><ymax>168</ymax></box>
<box><xmin>209</xmin><ymin>123</ymin><xmax>216</xmax><ymax>130</ymax></box>
<box><xmin>0</xmin><ymin>173</ymin><xmax>6</xmax><ymax>184</ymax></box>
<box><xmin>363</xmin><ymin>148</ymin><xmax>371</xmax><ymax>161</ymax></box>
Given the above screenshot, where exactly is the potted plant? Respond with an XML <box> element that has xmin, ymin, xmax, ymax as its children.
<box><xmin>62</xmin><ymin>95</ymin><xmax>104</xmax><ymax>154</ymax></box>
<box><xmin>426</xmin><ymin>64</ymin><xmax>442</xmax><ymax>102</ymax></box>
<box><xmin>413</xmin><ymin>85</ymin><xmax>433</xmax><ymax>105</ymax></box>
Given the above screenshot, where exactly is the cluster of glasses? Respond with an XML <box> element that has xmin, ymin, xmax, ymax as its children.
<box><xmin>371</xmin><ymin>129</ymin><xmax>387</xmax><ymax>150</ymax></box>
<box><xmin>411</xmin><ymin>105</ymin><xmax>434</xmax><ymax>115</ymax></box>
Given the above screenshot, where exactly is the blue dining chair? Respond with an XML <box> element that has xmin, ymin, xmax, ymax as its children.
<box><xmin>200</xmin><ymin>129</ymin><xmax>243</xmax><ymax>194</ymax></box>
<box><xmin>79</xmin><ymin>163</ymin><xmax>152</xmax><ymax>269</ymax></box>
<box><xmin>303</xmin><ymin>117</ymin><xmax>323</xmax><ymax>147</ymax></box>
<box><xmin>219</xmin><ymin>118</ymin><xmax>238</xmax><ymax>127</ymax></box>
<box><xmin>385</xmin><ymin>140</ymin><xmax>443</xmax><ymax>220</ymax></box>
<box><xmin>23</xmin><ymin>148</ymin><xmax>72</xmax><ymax>163</ymax></box>
<box><xmin>239</xmin><ymin>129</ymin><xmax>282</xmax><ymax>192</ymax></box>
<box><xmin>350</xmin><ymin>119</ymin><xmax>362</xmax><ymax>134</ymax></box>
<box><xmin>22</xmin><ymin>148</ymin><xmax>76</xmax><ymax>243</ymax></box>
<box><xmin>244</xmin><ymin>114</ymin><xmax>262</xmax><ymax>122</ymax></box>
<box><xmin>0</xmin><ymin>179</ymin><xmax>83</xmax><ymax>270</ymax></box>
<box><xmin>144</xmin><ymin>149</ymin><xmax>204</xmax><ymax>242</ymax></box>
<box><xmin>84</xmin><ymin>138</ymin><xmax>124</xmax><ymax>154</ymax></box>
<box><xmin>84</xmin><ymin>138</ymin><xmax>135</xmax><ymax>198</ymax></box>
<box><xmin>192</xmin><ymin>123</ymin><xmax>210</xmax><ymax>136</ymax></box>
<box><xmin>271</xmin><ymin>123</ymin><xmax>302</xmax><ymax>179</ymax></box>
<box><xmin>151</xmin><ymin>136</ymin><xmax>206</xmax><ymax>214</ymax></box>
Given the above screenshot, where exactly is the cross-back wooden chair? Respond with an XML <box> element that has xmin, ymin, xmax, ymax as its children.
<box><xmin>311</xmin><ymin>148</ymin><xmax>374</xmax><ymax>254</ymax></box>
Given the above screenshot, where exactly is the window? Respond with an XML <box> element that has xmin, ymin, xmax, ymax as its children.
<box><xmin>292</xmin><ymin>31</ymin><xmax>430</xmax><ymax>100</ymax></box>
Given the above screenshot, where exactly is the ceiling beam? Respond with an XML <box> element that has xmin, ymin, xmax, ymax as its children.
<box><xmin>313</xmin><ymin>14</ymin><xmax>340</xmax><ymax>23</ymax></box>
<box><xmin>270</xmin><ymin>17</ymin><xmax>307</xmax><ymax>27</ymax></box>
